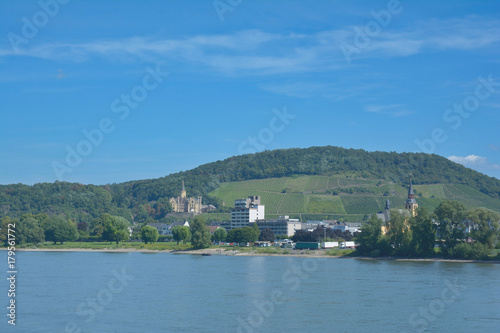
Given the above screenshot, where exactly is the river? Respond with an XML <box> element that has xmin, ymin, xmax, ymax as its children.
<box><xmin>1</xmin><ymin>251</ymin><xmax>499</xmax><ymax>332</ymax></box>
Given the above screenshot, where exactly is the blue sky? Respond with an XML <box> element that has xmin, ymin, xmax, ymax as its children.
<box><xmin>1</xmin><ymin>0</ymin><xmax>500</xmax><ymax>185</ymax></box>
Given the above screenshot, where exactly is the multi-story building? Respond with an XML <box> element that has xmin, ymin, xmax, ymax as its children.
<box><xmin>230</xmin><ymin>196</ymin><xmax>265</xmax><ymax>229</ymax></box>
<box><xmin>255</xmin><ymin>215</ymin><xmax>301</xmax><ymax>237</ymax></box>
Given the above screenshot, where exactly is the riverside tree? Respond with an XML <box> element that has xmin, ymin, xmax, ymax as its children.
<box><xmin>43</xmin><ymin>216</ymin><xmax>79</xmax><ymax>244</ymax></box>
<box><xmin>141</xmin><ymin>225</ymin><xmax>159</xmax><ymax>244</ymax></box>
<box><xmin>172</xmin><ymin>225</ymin><xmax>191</xmax><ymax>244</ymax></box>
<box><xmin>226</xmin><ymin>226</ymin><xmax>260</xmax><ymax>243</ymax></box>
<box><xmin>435</xmin><ymin>201</ymin><xmax>468</xmax><ymax>255</ymax></box>
<box><xmin>212</xmin><ymin>227</ymin><xmax>227</xmax><ymax>243</ymax></box>
<box><xmin>190</xmin><ymin>216</ymin><xmax>211</xmax><ymax>248</ymax></box>
<box><xmin>409</xmin><ymin>207</ymin><xmax>435</xmax><ymax>257</ymax></box>
<box><xmin>356</xmin><ymin>214</ymin><xmax>387</xmax><ymax>256</ymax></box>
<box><xmin>386</xmin><ymin>209</ymin><xmax>412</xmax><ymax>256</ymax></box>
<box><xmin>101</xmin><ymin>214</ymin><xmax>130</xmax><ymax>244</ymax></box>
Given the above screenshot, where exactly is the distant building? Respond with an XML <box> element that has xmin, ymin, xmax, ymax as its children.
<box><xmin>169</xmin><ymin>181</ymin><xmax>202</xmax><ymax>215</ymax></box>
<box><xmin>404</xmin><ymin>179</ymin><xmax>419</xmax><ymax>216</ymax></box>
<box><xmin>164</xmin><ymin>220</ymin><xmax>190</xmax><ymax>236</ymax></box>
<box><xmin>331</xmin><ymin>221</ymin><xmax>362</xmax><ymax>234</ymax></box>
<box><xmin>230</xmin><ymin>196</ymin><xmax>265</xmax><ymax>229</ymax></box>
<box><xmin>147</xmin><ymin>223</ymin><xmax>170</xmax><ymax>235</ymax></box>
<box><xmin>376</xmin><ymin>200</ymin><xmax>391</xmax><ymax>223</ymax></box>
<box><xmin>303</xmin><ymin>221</ymin><xmax>325</xmax><ymax>232</ymax></box>
<box><xmin>378</xmin><ymin>180</ymin><xmax>417</xmax><ymax>235</ymax></box>
<box><xmin>256</xmin><ymin>215</ymin><xmax>302</xmax><ymax>237</ymax></box>
<box><xmin>201</xmin><ymin>204</ymin><xmax>216</xmax><ymax>213</ymax></box>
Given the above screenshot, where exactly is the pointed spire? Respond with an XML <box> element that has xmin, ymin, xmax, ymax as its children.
<box><xmin>180</xmin><ymin>180</ymin><xmax>187</xmax><ymax>198</ymax></box>
<box><xmin>408</xmin><ymin>178</ymin><xmax>414</xmax><ymax>196</ymax></box>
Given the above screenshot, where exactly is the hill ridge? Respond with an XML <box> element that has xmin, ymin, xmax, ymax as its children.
<box><xmin>1</xmin><ymin>146</ymin><xmax>499</xmax><ymax>223</ymax></box>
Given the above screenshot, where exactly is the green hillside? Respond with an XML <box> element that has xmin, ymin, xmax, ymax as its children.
<box><xmin>1</xmin><ymin>146</ymin><xmax>500</xmax><ymax>223</ymax></box>
<box><xmin>208</xmin><ymin>175</ymin><xmax>500</xmax><ymax>221</ymax></box>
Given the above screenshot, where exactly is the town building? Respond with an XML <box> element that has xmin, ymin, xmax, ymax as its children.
<box><xmin>330</xmin><ymin>221</ymin><xmax>362</xmax><ymax>233</ymax></box>
<box><xmin>147</xmin><ymin>222</ymin><xmax>170</xmax><ymax>236</ymax></box>
<box><xmin>169</xmin><ymin>181</ymin><xmax>203</xmax><ymax>215</ymax></box>
<box><xmin>379</xmin><ymin>181</ymin><xmax>417</xmax><ymax>234</ymax></box>
<box><xmin>376</xmin><ymin>200</ymin><xmax>391</xmax><ymax>223</ymax></box>
<box><xmin>255</xmin><ymin>215</ymin><xmax>302</xmax><ymax>237</ymax></box>
<box><xmin>148</xmin><ymin>220</ymin><xmax>190</xmax><ymax>236</ymax></box>
<box><xmin>230</xmin><ymin>196</ymin><xmax>265</xmax><ymax>229</ymax></box>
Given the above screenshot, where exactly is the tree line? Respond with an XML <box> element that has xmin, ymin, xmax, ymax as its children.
<box><xmin>356</xmin><ymin>200</ymin><xmax>500</xmax><ymax>260</ymax></box>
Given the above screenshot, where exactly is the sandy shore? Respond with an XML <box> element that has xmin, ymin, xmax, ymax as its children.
<box><xmin>2</xmin><ymin>247</ymin><xmax>499</xmax><ymax>263</ymax></box>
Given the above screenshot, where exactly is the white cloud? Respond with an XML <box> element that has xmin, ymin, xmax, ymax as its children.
<box><xmin>448</xmin><ymin>154</ymin><xmax>500</xmax><ymax>170</ymax></box>
<box><xmin>1</xmin><ymin>17</ymin><xmax>499</xmax><ymax>76</ymax></box>
<box><xmin>364</xmin><ymin>104</ymin><xmax>414</xmax><ymax>117</ymax></box>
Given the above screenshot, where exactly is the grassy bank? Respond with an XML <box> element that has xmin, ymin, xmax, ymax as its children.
<box><xmin>7</xmin><ymin>241</ymin><xmax>193</xmax><ymax>251</ymax></box>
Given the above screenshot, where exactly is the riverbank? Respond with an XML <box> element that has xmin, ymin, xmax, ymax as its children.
<box><xmin>4</xmin><ymin>246</ymin><xmax>499</xmax><ymax>263</ymax></box>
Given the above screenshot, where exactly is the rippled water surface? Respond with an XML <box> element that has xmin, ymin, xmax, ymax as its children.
<box><xmin>1</xmin><ymin>251</ymin><xmax>499</xmax><ymax>332</ymax></box>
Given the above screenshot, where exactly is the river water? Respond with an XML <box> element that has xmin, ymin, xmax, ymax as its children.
<box><xmin>1</xmin><ymin>251</ymin><xmax>499</xmax><ymax>332</ymax></box>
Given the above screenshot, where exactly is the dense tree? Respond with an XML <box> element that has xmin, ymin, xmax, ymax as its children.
<box><xmin>251</xmin><ymin>222</ymin><xmax>261</xmax><ymax>240</ymax></box>
<box><xmin>386</xmin><ymin>210</ymin><xmax>412</xmax><ymax>256</ymax></box>
<box><xmin>101</xmin><ymin>214</ymin><xmax>129</xmax><ymax>244</ymax></box>
<box><xmin>172</xmin><ymin>225</ymin><xmax>191</xmax><ymax>245</ymax></box>
<box><xmin>435</xmin><ymin>200</ymin><xmax>468</xmax><ymax>223</ymax></box>
<box><xmin>141</xmin><ymin>225</ymin><xmax>159</xmax><ymax>244</ymax></box>
<box><xmin>258</xmin><ymin>228</ymin><xmax>275</xmax><ymax>242</ymax></box>
<box><xmin>356</xmin><ymin>214</ymin><xmax>389</xmax><ymax>256</ymax></box>
<box><xmin>91</xmin><ymin>214</ymin><xmax>129</xmax><ymax>243</ymax></box>
<box><xmin>18</xmin><ymin>214</ymin><xmax>46</xmax><ymax>245</ymax></box>
<box><xmin>291</xmin><ymin>230</ymin><xmax>316</xmax><ymax>243</ymax></box>
<box><xmin>435</xmin><ymin>201</ymin><xmax>468</xmax><ymax>254</ymax></box>
<box><xmin>190</xmin><ymin>216</ymin><xmax>211</xmax><ymax>248</ymax></box>
<box><xmin>226</xmin><ymin>226</ymin><xmax>260</xmax><ymax>243</ymax></box>
<box><xmin>77</xmin><ymin>221</ymin><xmax>89</xmax><ymax>233</ymax></box>
<box><xmin>466</xmin><ymin>207</ymin><xmax>500</xmax><ymax>250</ymax></box>
<box><xmin>212</xmin><ymin>227</ymin><xmax>227</xmax><ymax>243</ymax></box>
<box><xmin>0</xmin><ymin>216</ymin><xmax>16</xmax><ymax>246</ymax></box>
<box><xmin>409</xmin><ymin>207</ymin><xmax>436</xmax><ymax>257</ymax></box>
<box><xmin>43</xmin><ymin>216</ymin><xmax>79</xmax><ymax>244</ymax></box>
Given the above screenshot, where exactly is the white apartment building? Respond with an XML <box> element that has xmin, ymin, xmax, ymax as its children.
<box><xmin>230</xmin><ymin>196</ymin><xmax>265</xmax><ymax>229</ymax></box>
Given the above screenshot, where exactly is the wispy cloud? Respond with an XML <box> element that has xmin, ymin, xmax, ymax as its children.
<box><xmin>448</xmin><ymin>154</ymin><xmax>500</xmax><ymax>170</ymax></box>
<box><xmin>365</xmin><ymin>104</ymin><xmax>414</xmax><ymax>117</ymax></box>
<box><xmin>1</xmin><ymin>17</ymin><xmax>499</xmax><ymax>75</ymax></box>
<box><xmin>488</xmin><ymin>144</ymin><xmax>499</xmax><ymax>151</ymax></box>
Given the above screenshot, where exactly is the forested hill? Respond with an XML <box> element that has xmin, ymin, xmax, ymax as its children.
<box><xmin>1</xmin><ymin>146</ymin><xmax>500</xmax><ymax>223</ymax></box>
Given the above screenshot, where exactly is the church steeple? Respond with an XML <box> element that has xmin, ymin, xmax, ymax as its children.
<box><xmin>404</xmin><ymin>178</ymin><xmax>418</xmax><ymax>216</ymax></box>
<box><xmin>180</xmin><ymin>180</ymin><xmax>186</xmax><ymax>199</ymax></box>
<box><xmin>408</xmin><ymin>178</ymin><xmax>414</xmax><ymax>199</ymax></box>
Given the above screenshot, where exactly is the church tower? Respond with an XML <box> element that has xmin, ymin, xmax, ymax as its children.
<box><xmin>404</xmin><ymin>178</ymin><xmax>418</xmax><ymax>216</ymax></box>
<box><xmin>180</xmin><ymin>180</ymin><xmax>187</xmax><ymax>199</ymax></box>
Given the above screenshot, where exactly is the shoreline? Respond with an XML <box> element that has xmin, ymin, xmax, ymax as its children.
<box><xmin>4</xmin><ymin>247</ymin><xmax>499</xmax><ymax>263</ymax></box>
